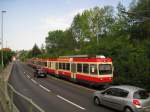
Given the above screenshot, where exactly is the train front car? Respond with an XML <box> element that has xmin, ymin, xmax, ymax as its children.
<box><xmin>73</xmin><ymin>56</ymin><xmax>113</xmax><ymax>86</ymax></box>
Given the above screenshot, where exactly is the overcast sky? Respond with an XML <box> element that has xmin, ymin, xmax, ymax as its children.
<box><xmin>0</xmin><ymin>0</ymin><xmax>131</xmax><ymax>50</ymax></box>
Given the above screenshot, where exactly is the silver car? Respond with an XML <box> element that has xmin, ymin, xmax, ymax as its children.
<box><xmin>93</xmin><ymin>85</ymin><xmax>150</xmax><ymax>112</ymax></box>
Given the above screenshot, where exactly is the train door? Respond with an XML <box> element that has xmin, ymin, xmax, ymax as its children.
<box><xmin>51</xmin><ymin>62</ymin><xmax>55</xmax><ymax>69</ymax></box>
<box><xmin>55</xmin><ymin>62</ymin><xmax>59</xmax><ymax>75</ymax></box>
<box><xmin>47</xmin><ymin>61</ymin><xmax>51</xmax><ymax>68</ymax></box>
<box><xmin>56</xmin><ymin>62</ymin><xmax>58</xmax><ymax>70</ymax></box>
<box><xmin>71</xmin><ymin>63</ymin><xmax>76</xmax><ymax>80</ymax></box>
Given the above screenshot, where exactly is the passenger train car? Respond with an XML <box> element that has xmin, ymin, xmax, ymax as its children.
<box><xmin>28</xmin><ymin>55</ymin><xmax>114</xmax><ymax>86</ymax></box>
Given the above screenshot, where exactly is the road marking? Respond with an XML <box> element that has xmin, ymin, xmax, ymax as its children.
<box><xmin>27</xmin><ymin>75</ymin><xmax>30</xmax><ymax>79</ymax></box>
<box><xmin>31</xmin><ymin>79</ymin><xmax>38</xmax><ymax>84</ymax></box>
<box><xmin>39</xmin><ymin>84</ymin><xmax>51</xmax><ymax>92</ymax></box>
<box><xmin>49</xmin><ymin>76</ymin><xmax>96</xmax><ymax>92</ymax></box>
<box><xmin>57</xmin><ymin>95</ymin><xmax>85</xmax><ymax>110</ymax></box>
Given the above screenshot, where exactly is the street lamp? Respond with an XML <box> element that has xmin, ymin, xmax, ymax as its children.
<box><xmin>1</xmin><ymin>10</ymin><xmax>6</xmax><ymax>68</ymax></box>
<box><xmin>121</xmin><ymin>10</ymin><xmax>150</xmax><ymax>23</ymax></box>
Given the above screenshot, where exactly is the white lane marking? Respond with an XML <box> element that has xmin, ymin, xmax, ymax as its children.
<box><xmin>31</xmin><ymin>79</ymin><xmax>38</xmax><ymax>84</ymax></box>
<box><xmin>39</xmin><ymin>84</ymin><xmax>51</xmax><ymax>92</ymax></box>
<box><xmin>57</xmin><ymin>95</ymin><xmax>85</xmax><ymax>110</ymax></box>
<box><xmin>27</xmin><ymin>75</ymin><xmax>30</xmax><ymax>79</ymax></box>
<box><xmin>49</xmin><ymin>76</ymin><xmax>96</xmax><ymax>92</ymax></box>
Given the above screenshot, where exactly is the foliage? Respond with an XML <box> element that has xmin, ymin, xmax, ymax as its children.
<box><xmin>129</xmin><ymin>0</ymin><xmax>150</xmax><ymax>40</ymax></box>
<box><xmin>19</xmin><ymin>50</ymin><xmax>29</xmax><ymax>61</ymax></box>
<box><xmin>0</xmin><ymin>49</ymin><xmax>14</xmax><ymax>68</ymax></box>
<box><xmin>28</xmin><ymin>44</ymin><xmax>42</xmax><ymax>58</ymax></box>
<box><xmin>45</xmin><ymin>29</ymin><xmax>77</xmax><ymax>56</ymax></box>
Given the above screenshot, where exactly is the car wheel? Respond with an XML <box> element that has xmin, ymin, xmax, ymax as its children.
<box><xmin>94</xmin><ymin>97</ymin><xmax>100</xmax><ymax>106</ymax></box>
<box><xmin>124</xmin><ymin>107</ymin><xmax>133</xmax><ymax>112</ymax></box>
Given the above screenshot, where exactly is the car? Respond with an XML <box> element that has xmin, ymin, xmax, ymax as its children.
<box><xmin>34</xmin><ymin>68</ymin><xmax>47</xmax><ymax>78</ymax></box>
<box><xmin>93</xmin><ymin>85</ymin><xmax>150</xmax><ymax>112</ymax></box>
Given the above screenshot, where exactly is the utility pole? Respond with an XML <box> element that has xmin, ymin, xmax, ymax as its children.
<box><xmin>1</xmin><ymin>10</ymin><xmax>6</xmax><ymax>68</ymax></box>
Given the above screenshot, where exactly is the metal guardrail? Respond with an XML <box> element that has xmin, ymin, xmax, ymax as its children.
<box><xmin>0</xmin><ymin>64</ymin><xmax>14</xmax><ymax>112</ymax></box>
<box><xmin>7</xmin><ymin>83</ymin><xmax>45</xmax><ymax>112</ymax></box>
<box><xmin>0</xmin><ymin>63</ymin><xmax>45</xmax><ymax>112</ymax></box>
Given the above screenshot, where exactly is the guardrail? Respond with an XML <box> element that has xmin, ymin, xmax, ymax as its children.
<box><xmin>0</xmin><ymin>62</ymin><xmax>45</xmax><ymax>112</ymax></box>
<box><xmin>7</xmin><ymin>83</ymin><xmax>45</xmax><ymax>112</ymax></box>
<box><xmin>0</xmin><ymin>63</ymin><xmax>14</xmax><ymax>112</ymax></box>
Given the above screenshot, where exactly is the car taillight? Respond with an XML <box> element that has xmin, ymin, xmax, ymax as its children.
<box><xmin>132</xmin><ymin>99</ymin><xmax>141</xmax><ymax>108</ymax></box>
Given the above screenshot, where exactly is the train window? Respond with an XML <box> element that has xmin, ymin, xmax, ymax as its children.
<box><xmin>56</xmin><ymin>63</ymin><xmax>58</xmax><ymax>69</ymax></box>
<box><xmin>66</xmin><ymin>63</ymin><xmax>70</xmax><ymax>71</ymax></box>
<box><xmin>90</xmin><ymin>64</ymin><xmax>98</xmax><ymax>75</ymax></box>
<box><xmin>51</xmin><ymin>62</ymin><xmax>56</xmax><ymax>69</ymax></box>
<box><xmin>41</xmin><ymin>62</ymin><xmax>43</xmax><ymax>66</ymax></box>
<box><xmin>34</xmin><ymin>62</ymin><xmax>36</xmax><ymax>64</ymax></box>
<box><xmin>42</xmin><ymin>62</ymin><xmax>45</xmax><ymax>66</ymax></box>
<box><xmin>44</xmin><ymin>62</ymin><xmax>47</xmax><ymax>67</ymax></box>
<box><xmin>59</xmin><ymin>63</ymin><xmax>62</xmax><ymax>69</ymax></box>
<box><xmin>59</xmin><ymin>63</ymin><xmax>61</xmax><ymax>69</ymax></box>
<box><xmin>48</xmin><ymin>62</ymin><xmax>51</xmax><ymax>68</ymax></box>
<box><xmin>83</xmin><ymin>64</ymin><xmax>89</xmax><ymax>74</ymax></box>
<box><xmin>99</xmin><ymin>64</ymin><xmax>112</xmax><ymax>75</ymax></box>
<box><xmin>77</xmin><ymin>64</ymin><xmax>82</xmax><ymax>73</ymax></box>
<box><xmin>71</xmin><ymin>63</ymin><xmax>76</xmax><ymax>72</ymax></box>
<box><xmin>38</xmin><ymin>62</ymin><xmax>40</xmax><ymax>65</ymax></box>
<box><xmin>62</xmin><ymin>63</ymin><xmax>66</xmax><ymax>69</ymax></box>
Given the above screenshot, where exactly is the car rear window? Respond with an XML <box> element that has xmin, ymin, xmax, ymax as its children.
<box><xmin>133</xmin><ymin>90</ymin><xmax>149</xmax><ymax>99</ymax></box>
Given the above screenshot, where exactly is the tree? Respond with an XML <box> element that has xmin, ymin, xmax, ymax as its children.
<box><xmin>45</xmin><ymin>29</ymin><xmax>77</xmax><ymax>56</ymax></box>
<box><xmin>28</xmin><ymin>44</ymin><xmax>41</xmax><ymax>58</ymax></box>
<box><xmin>0</xmin><ymin>48</ymin><xmax>14</xmax><ymax>68</ymax></box>
<box><xmin>71</xmin><ymin>11</ymin><xmax>91</xmax><ymax>49</ymax></box>
<box><xmin>129</xmin><ymin>0</ymin><xmax>150</xmax><ymax>40</ymax></box>
<box><xmin>110</xmin><ymin>2</ymin><xmax>129</xmax><ymax>37</ymax></box>
<box><xmin>41</xmin><ymin>44</ymin><xmax>45</xmax><ymax>53</ymax></box>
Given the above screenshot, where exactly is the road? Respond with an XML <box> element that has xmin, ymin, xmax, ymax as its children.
<box><xmin>8</xmin><ymin>61</ymin><xmax>116</xmax><ymax>112</ymax></box>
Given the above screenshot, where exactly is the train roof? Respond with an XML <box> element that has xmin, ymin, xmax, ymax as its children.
<box><xmin>72</xmin><ymin>58</ymin><xmax>112</xmax><ymax>62</ymax></box>
<box><xmin>31</xmin><ymin>57</ymin><xmax>112</xmax><ymax>63</ymax></box>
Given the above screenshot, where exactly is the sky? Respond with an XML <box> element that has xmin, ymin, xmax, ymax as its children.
<box><xmin>0</xmin><ymin>0</ymin><xmax>131</xmax><ymax>50</ymax></box>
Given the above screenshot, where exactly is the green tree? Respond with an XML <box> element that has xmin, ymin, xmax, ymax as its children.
<box><xmin>45</xmin><ymin>30</ymin><xmax>77</xmax><ymax>56</ymax></box>
<box><xmin>129</xmin><ymin>0</ymin><xmax>150</xmax><ymax>40</ymax></box>
<box><xmin>71</xmin><ymin>10</ymin><xmax>91</xmax><ymax>49</ymax></box>
<box><xmin>28</xmin><ymin>44</ymin><xmax>41</xmax><ymax>58</ymax></box>
<box><xmin>0</xmin><ymin>48</ymin><xmax>14</xmax><ymax>68</ymax></box>
<box><xmin>111</xmin><ymin>3</ymin><xmax>129</xmax><ymax>37</ymax></box>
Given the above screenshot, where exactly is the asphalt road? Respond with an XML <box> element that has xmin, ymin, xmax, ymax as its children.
<box><xmin>8</xmin><ymin>61</ymin><xmax>117</xmax><ymax>112</ymax></box>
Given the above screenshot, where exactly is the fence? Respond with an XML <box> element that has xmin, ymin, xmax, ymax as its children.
<box><xmin>0</xmin><ymin>62</ymin><xmax>45</xmax><ymax>112</ymax></box>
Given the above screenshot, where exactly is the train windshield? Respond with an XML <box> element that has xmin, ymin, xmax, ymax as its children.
<box><xmin>99</xmin><ymin>64</ymin><xmax>112</xmax><ymax>75</ymax></box>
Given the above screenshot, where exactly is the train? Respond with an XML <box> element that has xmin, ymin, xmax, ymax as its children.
<box><xmin>28</xmin><ymin>55</ymin><xmax>114</xmax><ymax>86</ymax></box>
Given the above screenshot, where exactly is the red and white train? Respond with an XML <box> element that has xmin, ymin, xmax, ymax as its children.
<box><xmin>28</xmin><ymin>55</ymin><xmax>114</xmax><ymax>86</ymax></box>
